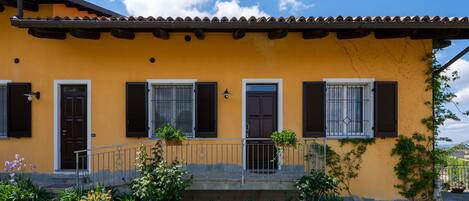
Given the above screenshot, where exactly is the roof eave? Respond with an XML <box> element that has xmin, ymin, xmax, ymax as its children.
<box><xmin>10</xmin><ymin>18</ymin><xmax>469</xmax><ymax>30</ymax></box>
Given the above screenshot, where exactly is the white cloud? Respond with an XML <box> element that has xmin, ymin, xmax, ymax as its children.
<box><xmin>279</xmin><ymin>0</ymin><xmax>313</xmax><ymax>13</ymax></box>
<box><xmin>122</xmin><ymin>0</ymin><xmax>268</xmax><ymax>17</ymax></box>
<box><xmin>454</xmin><ymin>87</ymin><xmax>469</xmax><ymax>103</ymax></box>
<box><xmin>123</xmin><ymin>0</ymin><xmax>210</xmax><ymax>17</ymax></box>
<box><xmin>214</xmin><ymin>0</ymin><xmax>267</xmax><ymax>17</ymax></box>
<box><xmin>439</xmin><ymin>118</ymin><xmax>469</xmax><ymax>144</ymax></box>
<box><xmin>445</xmin><ymin>59</ymin><xmax>469</xmax><ymax>90</ymax></box>
<box><xmin>441</xmin><ymin>58</ymin><xmax>469</xmax><ymax>144</ymax></box>
<box><xmin>443</xmin><ymin>119</ymin><xmax>469</xmax><ymax>129</ymax></box>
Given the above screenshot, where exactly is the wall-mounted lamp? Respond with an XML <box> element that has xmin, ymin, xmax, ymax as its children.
<box><xmin>223</xmin><ymin>88</ymin><xmax>232</xmax><ymax>99</ymax></box>
<box><xmin>24</xmin><ymin>92</ymin><xmax>40</xmax><ymax>101</ymax></box>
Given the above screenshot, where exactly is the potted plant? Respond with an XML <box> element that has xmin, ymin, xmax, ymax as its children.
<box><xmin>271</xmin><ymin>129</ymin><xmax>298</xmax><ymax>148</ymax></box>
<box><xmin>450</xmin><ymin>181</ymin><xmax>466</xmax><ymax>193</ymax></box>
<box><xmin>155</xmin><ymin>124</ymin><xmax>187</xmax><ymax>146</ymax></box>
<box><xmin>271</xmin><ymin>129</ymin><xmax>298</xmax><ymax>169</ymax></box>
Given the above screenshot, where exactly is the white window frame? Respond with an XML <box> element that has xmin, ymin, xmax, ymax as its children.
<box><xmin>323</xmin><ymin>78</ymin><xmax>374</xmax><ymax>138</ymax></box>
<box><xmin>147</xmin><ymin>79</ymin><xmax>197</xmax><ymax>138</ymax></box>
<box><xmin>0</xmin><ymin>80</ymin><xmax>11</xmax><ymax>139</ymax></box>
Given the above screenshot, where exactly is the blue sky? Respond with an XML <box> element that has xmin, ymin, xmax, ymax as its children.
<box><xmin>90</xmin><ymin>0</ymin><xmax>469</xmax><ymax>144</ymax></box>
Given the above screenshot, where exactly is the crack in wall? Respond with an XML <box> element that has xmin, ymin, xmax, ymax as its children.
<box><xmin>335</xmin><ymin>39</ymin><xmax>362</xmax><ymax>78</ymax></box>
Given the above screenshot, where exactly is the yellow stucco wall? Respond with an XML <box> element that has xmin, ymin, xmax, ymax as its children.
<box><xmin>0</xmin><ymin>6</ymin><xmax>433</xmax><ymax>199</ymax></box>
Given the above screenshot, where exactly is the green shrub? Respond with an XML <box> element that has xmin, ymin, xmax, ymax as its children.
<box><xmin>81</xmin><ymin>185</ymin><xmax>112</xmax><ymax>201</ymax></box>
<box><xmin>295</xmin><ymin>170</ymin><xmax>342</xmax><ymax>201</ymax></box>
<box><xmin>131</xmin><ymin>142</ymin><xmax>189</xmax><ymax>201</ymax></box>
<box><xmin>111</xmin><ymin>189</ymin><xmax>136</xmax><ymax>201</ymax></box>
<box><xmin>271</xmin><ymin>129</ymin><xmax>297</xmax><ymax>148</ymax></box>
<box><xmin>0</xmin><ymin>181</ymin><xmax>35</xmax><ymax>201</ymax></box>
<box><xmin>56</xmin><ymin>188</ymin><xmax>82</xmax><ymax>201</ymax></box>
<box><xmin>155</xmin><ymin>124</ymin><xmax>187</xmax><ymax>143</ymax></box>
<box><xmin>114</xmin><ymin>194</ymin><xmax>136</xmax><ymax>201</ymax></box>
<box><xmin>316</xmin><ymin>195</ymin><xmax>343</xmax><ymax>201</ymax></box>
<box><xmin>0</xmin><ymin>177</ymin><xmax>53</xmax><ymax>201</ymax></box>
<box><xmin>16</xmin><ymin>177</ymin><xmax>54</xmax><ymax>201</ymax></box>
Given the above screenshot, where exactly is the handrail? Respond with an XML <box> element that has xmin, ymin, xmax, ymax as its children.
<box><xmin>74</xmin><ymin>137</ymin><xmax>327</xmax><ymax>154</ymax></box>
<box><xmin>75</xmin><ymin>137</ymin><xmax>328</xmax><ymax>188</ymax></box>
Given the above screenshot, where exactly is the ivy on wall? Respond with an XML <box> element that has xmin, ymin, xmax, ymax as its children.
<box><xmin>391</xmin><ymin>133</ymin><xmax>441</xmax><ymax>200</ymax></box>
<box><xmin>325</xmin><ymin>138</ymin><xmax>375</xmax><ymax>195</ymax></box>
<box><xmin>391</xmin><ymin>51</ymin><xmax>468</xmax><ymax>200</ymax></box>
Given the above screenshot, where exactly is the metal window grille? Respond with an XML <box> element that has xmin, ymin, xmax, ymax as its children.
<box><xmin>152</xmin><ymin>84</ymin><xmax>194</xmax><ymax>137</ymax></box>
<box><xmin>0</xmin><ymin>85</ymin><xmax>6</xmax><ymax>137</ymax></box>
<box><xmin>326</xmin><ymin>84</ymin><xmax>370</xmax><ymax>137</ymax></box>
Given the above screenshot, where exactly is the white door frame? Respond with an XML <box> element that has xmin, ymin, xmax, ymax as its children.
<box><xmin>54</xmin><ymin>80</ymin><xmax>92</xmax><ymax>174</ymax></box>
<box><xmin>241</xmin><ymin>79</ymin><xmax>283</xmax><ymax>170</ymax></box>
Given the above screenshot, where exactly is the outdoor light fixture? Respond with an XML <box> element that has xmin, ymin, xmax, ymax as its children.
<box><xmin>223</xmin><ymin>88</ymin><xmax>232</xmax><ymax>99</ymax></box>
<box><xmin>24</xmin><ymin>92</ymin><xmax>40</xmax><ymax>101</ymax></box>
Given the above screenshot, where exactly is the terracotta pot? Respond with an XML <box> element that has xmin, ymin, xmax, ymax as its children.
<box><xmin>450</xmin><ymin>188</ymin><xmax>465</xmax><ymax>193</ymax></box>
<box><xmin>165</xmin><ymin>140</ymin><xmax>183</xmax><ymax>146</ymax></box>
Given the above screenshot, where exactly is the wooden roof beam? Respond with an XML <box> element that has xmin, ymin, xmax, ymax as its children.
<box><xmin>302</xmin><ymin>30</ymin><xmax>329</xmax><ymax>39</ymax></box>
<box><xmin>374</xmin><ymin>30</ymin><xmax>414</xmax><ymax>39</ymax></box>
<box><xmin>76</xmin><ymin>6</ymin><xmax>89</xmax><ymax>12</ymax></box>
<box><xmin>111</xmin><ymin>29</ymin><xmax>134</xmax><ymax>40</ymax></box>
<box><xmin>411</xmin><ymin>30</ymin><xmax>460</xmax><ymax>40</ymax></box>
<box><xmin>28</xmin><ymin>28</ymin><xmax>66</xmax><ymax>40</ymax></box>
<box><xmin>194</xmin><ymin>29</ymin><xmax>205</xmax><ymax>40</ymax></box>
<box><xmin>0</xmin><ymin>0</ymin><xmax>38</xmax><ymax>11</ymax></box>
<box><xmin>64</xmin><ymin>2</ymin><xmax>75</xmax><ymax>7</ymax></box>
<box><xmin>433</xmin><ymin>39</ymin><xmax>452</xmax><ymax>49</ymax></box>
<box><xmin>233</xmin><ymin>29</ymin><xmax>246</xmax><ymax>40</ymax></box>
<box><xmin>153</xmin><ymin>29</ymin><xmax>170</xmax><ymax>40</ymax></box>
<box><xmin>268</xmin><ymin>29</ymin><xmax>288</xmax><ymax>40</ymax></box>
<box><xmin>70</xmin><ymin>29</ymin><xmax>100</xmax><ymax>40</ymax></box>
<box><xmin>337</xmin><ymin>30</ymin><xmax>370</xmax><ymax>39</ymax></box>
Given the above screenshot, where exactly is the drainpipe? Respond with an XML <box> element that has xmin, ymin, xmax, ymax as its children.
<box><xmin>16</xmin><ymin>0</ymin><xmax>23</xmax><ymax>19</ymax></box>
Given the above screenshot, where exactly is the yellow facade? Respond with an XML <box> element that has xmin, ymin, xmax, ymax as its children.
<box><xmin>0</xmin><ymin>6</ymin><xmax>433</xmax><ymax>199</ymax></box>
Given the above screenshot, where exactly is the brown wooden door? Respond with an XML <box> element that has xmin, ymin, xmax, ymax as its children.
<box><xmin>246</xmin><ymin>84</ymin><xmax>278</xmax><ymax>171</ymax></box>
<box><xmin>60</xmin><ymin>85</ymin><xmax>87</xmax><ymax>170</ymax></box>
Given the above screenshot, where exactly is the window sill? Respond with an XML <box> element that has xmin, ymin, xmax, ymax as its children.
<box><xmin>54</xmin><ymin>170</ymin><xmax>88</xmax><ymax>176</ymax></box>
<box><xmin>326</xmin><ymin>136</ymin><xmax>373</xmax><ymax>139</ymax></box>
<box><xmin>0</xmin><ymin>136</ymin><xmax>9</xmax><ymax>140</ymax></box>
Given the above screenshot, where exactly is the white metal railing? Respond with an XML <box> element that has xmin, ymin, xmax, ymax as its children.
<box><xmin>75</xmin><ymin>138</ymin><xmax>327</xmax><ymax>188</ymax></box>
<box><xmin>439</xmin><ymin>162</ymin><xmax>469</xmax><ymax>190</ymax></box>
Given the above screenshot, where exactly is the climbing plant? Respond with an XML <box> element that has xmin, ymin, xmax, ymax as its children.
<box><xmin>422</xmin><ymin>52</ymin><xmax>467</xmax><ymax>134</ymax></box>
<box><xmin>391</xmin><ymin>51</ymin><xmax>468</xmax><ymax>200</ymax></box>
<box><xmin>391</xmin><ymin>133</ymin><xmax>443</xmax><ymax>200</ymax></box>
<box><xmin>325</xmin><ymin>138</ymin><xmax>375</xmax><ymax>195</ymax></box>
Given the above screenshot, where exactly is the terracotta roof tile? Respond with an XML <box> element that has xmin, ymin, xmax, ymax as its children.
<box><xmin>14</xmin><ymin>15</ymin><xmax>469</xmax><ymax>24</ymax></box>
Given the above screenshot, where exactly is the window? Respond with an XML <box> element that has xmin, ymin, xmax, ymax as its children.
<box><xmin>0</xmin><ymin>84</ymin><xmax>6</xmax><ymax>137</ymax></box>
<box><xmin>325</xmin><ymin>80</ymin><xmax>373</xmax><ymax>137</ymax></box>
<box><xmin>152</xmin><ymin>84</ymin><xmax>194</xmax><ymax>137</ymax></box>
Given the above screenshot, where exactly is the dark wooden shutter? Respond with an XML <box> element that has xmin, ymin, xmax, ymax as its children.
<box><xmin>126</xmin><ymin>82</ymin><xmax>148</xmax><ymax>137</ymax></box>
<box><xmin>303</xmin><ymin>82</ymin><xmax>326</xmax><ymax>137</ymax></box>
<box><xmin>7</xmin><ymin>83</ymin><xmax>32</xmax><ymax>138</ymax></box>
<box><xmin>374</xmin><ymin>81</ymin><xmax>398</xmax><ymax>137</ymax></box>
<box><xmin>195</xmin><ymin>82</ymin><xmax>217</xmax><ymax>138</ymax></box>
